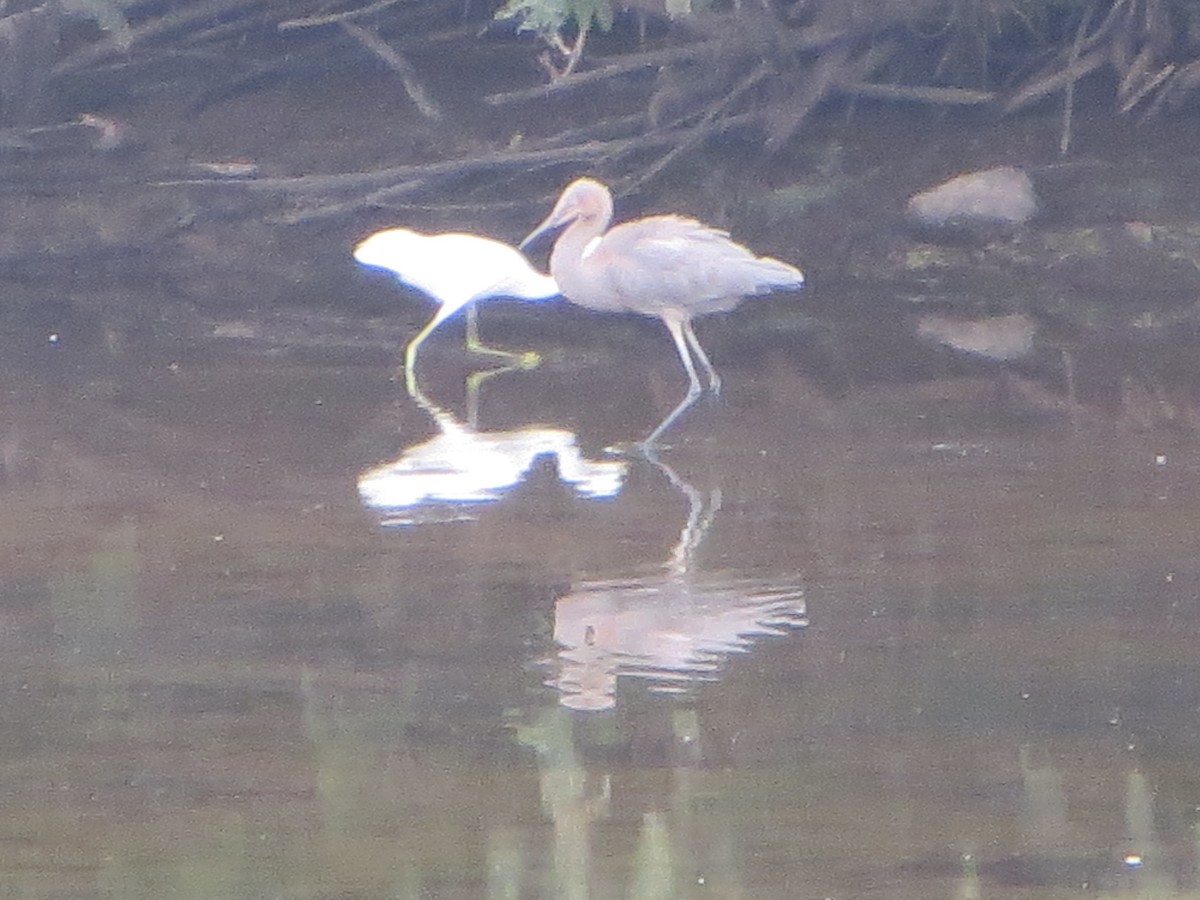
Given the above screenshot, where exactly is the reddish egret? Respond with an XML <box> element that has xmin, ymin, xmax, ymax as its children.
<box><xmin>353</xmin><ymin>228</ymin><xmax>558</xmax><ymax>390</ymax></box>
<box><xmin>521</xmin><ymin>178</ymin><xmax>804</xmax><ymax>445</ymax></box>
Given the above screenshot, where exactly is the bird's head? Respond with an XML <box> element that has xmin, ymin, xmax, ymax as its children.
<box><xmin>520</xmin><ymin>178</ymin><xmax>614</xmax><ymax>250</ymax></box>
<box><xmin>352</xmin><ymin>228</ymin><xmax>423</xmax><ymax>273</ymax></box>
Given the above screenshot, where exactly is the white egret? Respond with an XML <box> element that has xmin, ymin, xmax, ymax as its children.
<box><xmin>353</xmin><ymin>228</ymin><xmax>559</xmax><ymax>387</ymax></box>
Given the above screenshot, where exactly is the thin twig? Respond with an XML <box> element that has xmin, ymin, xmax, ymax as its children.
<box><xmin>157</xmin><ymin>140</ymin><xmax>641</xmax><ymax>195</ymax></box>
<box><xmin>627</xmin><ymin>61</ymin><xmax>771</xmax><ymax>191</ymax></box>
<box><xmin>839</xmin><ymin>82</ymin><xmax>994</xmax><ymax>104</ymax></box>
<box><xmin>767</xmin><ymin>40</ymin><xmax>897</xmax><ymax>152</ymax></box>
<box><xmin>538</xmin><ymin>21</ymin><xmax>587</xmax><ymax>79</ymax></box>
<box><xmin>1120</xmin><ymin>62</ymin><xmax>1174</xmax><ymax>113</ymax></box>
<box><xmin>255</xmin><ymin>145</ymin><xmax>636</xmax><ymax>223</ymax></box>
<box><xmin>340</xmin><ymin>21</ymin><xmax>444</xmax><ymax>120</ymax></box>
<box><xmin>484</xmin><ymin>21</ymin><xmax>844</xmax><ymax>106</ymax></box>
<box><xmin>52</xmin><ymin>0</ymin><xmax>277</xmax><ymax>74</ymax></box>
<box><xmin>279</xmin><ymin>0</ymin><xmax>410</xmax><ymax>30</ymax></box>
<box><xmin>1005</xmin><ymin>0</ymin><xmax>1125</xmax><ymax>115</ymax></box>
<box><xmin>1004</xmin><ymin>46</ymin><xmax>1107</xmax><ymax>112</ymax></box>
<box><xmin>484</xmin><ymin>42</ymin><xmax>720</xmax><ymax>104</ymax></box>
<box><xmin>1060</xmin><ymin>0</ymin><xmax>1096</xmax><ymax>155</ymax></box>
<box><xmin>541</xmin><ymin>112</ymin><xmax>652</xmax><ymax>148</ymax></box>
<box><xmin>1145</xmin><ymin>57</ymin><xmax>1200</xmax><ymax>117</ymax></box>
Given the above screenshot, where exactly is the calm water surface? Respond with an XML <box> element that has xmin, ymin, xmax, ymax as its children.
<box><xmin>2</xmin><ymin>296</ymin><xmax>1199</xmax><ymax>900</ymax></box>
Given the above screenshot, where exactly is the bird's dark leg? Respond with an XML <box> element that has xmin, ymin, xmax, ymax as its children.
<box><xmin>464</xmin><ymin>304</ymin><xmax>541</xmax><ymax>369</ymax></box>
<box><xmin>681</xmin><ymin>319</ymin><xmax>721</xmax><ymax>394</ymax></box>
<box><xmin>644</xmin><ymin>317</ymin><xmax>705</xmax><ymax>445</ymax></box>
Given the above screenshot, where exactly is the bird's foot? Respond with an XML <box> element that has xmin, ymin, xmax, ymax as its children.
<box><xmin>468</xmin><ymin>342</ymin><xmax>542</xmax><ymax>370</ymax></box>
<box><xmin>513</xmin><ymin>348</ymin><xmax>541</xmax><ymax>370</ymax></box>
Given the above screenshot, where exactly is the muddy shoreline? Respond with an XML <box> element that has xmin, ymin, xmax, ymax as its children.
<box><xmin>4</xmin><ymin>49</ymin><xmax>1200</xmax><ymax>443</ymax></box>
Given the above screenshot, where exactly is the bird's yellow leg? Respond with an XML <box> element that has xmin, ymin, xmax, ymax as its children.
<box><xmin>464</xmin><ymin>364</ymin><xmax>524</xmax><ymax>428</ymax></box>
<box><xmin>404</xmin><ymin>315</ymin><xmax>443</xmax><ymax>396</ymax></box>
<box><xmin>465</xmin><ymin>304</ymin><xmax>541</xmax><ymax>370</ymax></box>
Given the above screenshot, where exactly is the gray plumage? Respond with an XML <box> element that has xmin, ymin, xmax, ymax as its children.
<box><xmin>522</xmin><ymin>178</ymin><xmax>805</xmax><ymax>444</ymax></box>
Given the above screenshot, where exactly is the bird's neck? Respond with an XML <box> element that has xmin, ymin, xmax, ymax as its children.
<box><xmin>549</xmin><ymin>216</ymin><xmax>607</xmax><ymax>293</ymax></box>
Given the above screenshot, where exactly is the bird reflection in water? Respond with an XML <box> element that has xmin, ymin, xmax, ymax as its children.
<box><xmin>522</xmin><ymin>178</ymin><xmax>805</xmax><ymax>445</ymax></box>
<box><xmin>549</xmin><ymin>453</ymin><xmax>807</xmax><ymax>711</ymax></box>
<box><xmin>357</xmin><ymin>371</ymin><xmax>626</xmax><ymax>526</ymax></box>
<box><xmin>353</xmin><ymin>228</ymin><xmax>559</xmax><ymax>394</ymax></box>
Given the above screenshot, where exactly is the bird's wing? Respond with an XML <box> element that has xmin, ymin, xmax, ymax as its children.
<box><xmin>599</xmin><ymin>216</ymin><xmax>798</xmax><ymax>309</ymax></box>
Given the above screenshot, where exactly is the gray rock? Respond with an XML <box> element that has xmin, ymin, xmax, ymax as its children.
<box><xmin>907</xmin><ymin>167</ymin><xmax>1038</xmax><ymax>239</ymax></box>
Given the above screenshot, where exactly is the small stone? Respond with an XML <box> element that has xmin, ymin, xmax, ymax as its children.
<box><xmin>907</xmin><ymin>166</ymin><xmax>1038</xmax><ymax>241</ymax></box>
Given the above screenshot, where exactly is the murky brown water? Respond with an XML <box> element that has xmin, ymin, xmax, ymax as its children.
<box><xmin>4</xmin><ymin>278</ymin><xmax>1200</xmax><ymax>900</ymax></box>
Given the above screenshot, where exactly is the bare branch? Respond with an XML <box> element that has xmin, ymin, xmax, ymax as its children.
<box><xmin>340</xmin><ymin>22</ymin><xmax>444</xmax><ymax>121</ymax></box>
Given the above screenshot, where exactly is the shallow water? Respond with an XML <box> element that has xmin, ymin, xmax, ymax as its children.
<box><xmin>3</xmin><ymin>292</ymin><xmax>1200</xmax><ymax>900</ymax></box>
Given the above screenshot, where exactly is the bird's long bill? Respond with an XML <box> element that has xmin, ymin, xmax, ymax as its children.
<box><xmin>519</xmin><ymin>210</ymin><xmax>566</xmax><ymax>251</ymax></box>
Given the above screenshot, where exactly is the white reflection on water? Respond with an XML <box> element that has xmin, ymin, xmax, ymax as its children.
<box><xmin>550</xmin><ymin>454</ymin><xmax>807</xmax><ymax>710</ymax></box>
<box><xmin>359</xmin><ymin>371</ymin><xmax>805</xmax><ymax>708</ymax></box>
<box><xmin>357</xmin><ymin>374</ymin><xmax>626</xmax><ymax>525</ymax></box>
<box><xmin>552</xmin><ymin>578</ymin><xmax>808</xmax><ymax>710</ymax></box>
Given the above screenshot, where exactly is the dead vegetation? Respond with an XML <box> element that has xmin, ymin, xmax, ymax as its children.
<box><xmin>0</xmin><ymin>0</ymin><xmax>1199</xmax><ymax>218</ymax></box>
<box><xmin>1006</xmin><ymin>0</ymin><xmax>1200</xmax><ymax>149</ymax></box>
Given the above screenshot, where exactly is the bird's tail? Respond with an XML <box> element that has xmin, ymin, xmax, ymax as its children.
<box><xmin>757</xmin><ymin>256</ymin><xmax>806</xmax><ymax>289</ymax></box>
